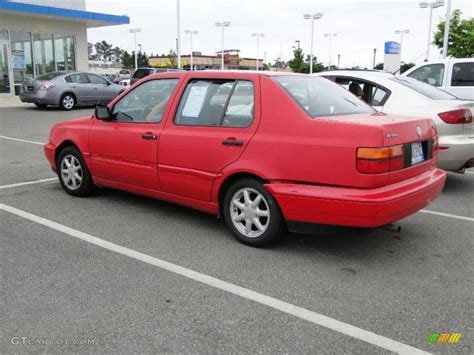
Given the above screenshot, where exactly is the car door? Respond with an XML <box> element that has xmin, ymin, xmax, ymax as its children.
<box><xmin>158</xmin><ymin>75</ymin><xmax>259</xmax><ymax>201</ymax></box>
<box><xmin>65</xmin><ymin>73</ymin><xmax>93</xmax><ymax>104</ymax></box>
<box><xmin>88</xmin><ymin>78</ymin><xmax>180</xmax><ymax>190</ymax></box>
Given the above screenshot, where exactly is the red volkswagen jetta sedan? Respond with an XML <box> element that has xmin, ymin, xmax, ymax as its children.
<box><xmin>44</xmin><ymin>71</ymin><xmax>446</xmax><ymax>246</ymax></box>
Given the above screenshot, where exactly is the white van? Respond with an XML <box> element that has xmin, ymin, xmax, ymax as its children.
<box><xmin>402</xmin><ymin>58</ymin><xmax>474</xmax><ymax>100</ymax></box>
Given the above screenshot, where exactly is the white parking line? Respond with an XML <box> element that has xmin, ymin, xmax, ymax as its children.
<box><xmin>0</xmin><ymin>177</ymin><xmax>57</xmax><ymax>190</ymax></box>
<box><xmin>0</xmin><ymin>203</ymin><xmax>428</xmax><ymax>355</ymax></box>
<box><xmin>420</xmin><ymin>210</ymin><xmax>474</xmax><ymax>222</ymax></box>
<box><xmin>0</xmin><ymin>135</ymin><xmax>44</xmax><ymax>145</ymax></box>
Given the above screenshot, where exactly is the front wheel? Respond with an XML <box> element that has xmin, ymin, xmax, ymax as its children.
<box><xmin>59</xmin><ymin>93</ymin><xmax>76</xmax><ymax>110</ymax></box>
<box><xmin>223</xmin><ymin>179</ymin><xmax>285</xmax><ymax>247</ymax></box>
<box><xmin>57</xmin><ymin>146</ymin><xmax>94</xmax><ymax>197</ymax></box>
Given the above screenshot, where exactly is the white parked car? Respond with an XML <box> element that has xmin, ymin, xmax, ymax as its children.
<box><xmin>118</xmin><ymin>78</ymin><xmax>130</xmax><ymax>87</ymax></box>
<box><xmin>315</xmin><ymin>70</ymin><xmax>474</xmax><ymax>173</ymax></box>
<box><xmin>402</xmin><ymin>58</ymin><xmax>474</xmax><ymax>100</ymax></box>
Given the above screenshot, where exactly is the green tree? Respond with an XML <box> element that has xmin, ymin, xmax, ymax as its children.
<box><xmin>167</xmin><ymin>49</ymin><xmax>177</xmax><ymax>67</ymax></box>
<box><xmin>87</xmin><ymin>42</ymin><xmax>97</xmax><ymax>60</ymax></box>
<box><xmin>137</xmin><ymin>52</ymin><xmax>149</xmax><ymax>67</ymax></box>
<box><xmin>95</xmin><ymin>40</ymin><xmax>114</xmax><ymax>61</ymax></box>
<box><xmin>400</xmin><ymin>62</ymin><xmax>416</xmax><ymax>73</ymax></box>
<box><xmin>120</xmin><ymin>50</ymin><xmax>134</xmax><ymax>69</ymax></box>
<box><xmin>374</xmin><ymin>63</ymin><xmax>384</xmax><ymax>70</ymax></box>
<box><xmin>434</xmin><ymin>9</ymin><xmax>474</xmax><ymax>58</ymax></box>
<box><xmin>272</xmin><ymin>57</ymin><xmax>287</xmax><ymax>70</ymax></box>
<box><xmin>288</xmin><ymin>48</ymin><xmax>308</xmax><ymax>73</ymax></box>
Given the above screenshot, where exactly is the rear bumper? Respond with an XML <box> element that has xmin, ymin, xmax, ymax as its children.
<box><xmin>19</xmin><ymin>91</ymin><xmax>59</xmax><ymax>105</ymax></box>
<box><xmin>44</xmin><ymin>143</ymin><xmax>57</xmax><ymax>171</ymax></box>
<box><xmin>265</xmin><ymin>167</ymin><xmax>446</xmax><ymax>228</ymax></box>
<box><xmin>438</xmin><ymin>135</ymin><xmax>474</xmax><ymax>171</ymax></box>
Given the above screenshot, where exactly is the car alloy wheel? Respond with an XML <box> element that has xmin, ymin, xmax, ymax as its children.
<box><xmin>230</xmin><ymin>187</ymin><xmax>271</xmax><ymax>238</ymax></box>
<box><xmin>60</xmin><ymin>154</ymin><xmax>83</xmax><ymax>191</ymax></box>
<box><xmin>61</xmin><ymin>95</ymin><xmax>75</xmax><ymax>110</ymax></box>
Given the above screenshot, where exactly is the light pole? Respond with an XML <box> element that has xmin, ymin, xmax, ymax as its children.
<box><xmin>252</xmin><ymin>33</ymin><xmax>264</xmax><ymax>70</ymax></box>
<box><xmin>303</xmin><ymin>12</ymin><xmax>323</xmax><ymax>74</ymax></box>
<box><xmin>419</xmin><ymin>0</ymin><xmax>444</xmax><ymax>61</ymax></box>
<box><xmin>442</xmin><ymin>0</ymin><xmax>451</xmax><ymax>58</ymax></box>
<box><xmin>337</xmin><ymin>54</ymin><xmax>341</xmax><ymax>68</ymax></box>
<box><xmin>215</xmin><ymin>21</ymin><xmax>231</xmax><ymax>70</ymax></box>
<box><xmin>176</xmin><ymin>0</ymin><xmax>181</xmax><ymax>68</ymax></box>
<box><xmin>264</xmin><ymin>51</ymin><xmax>267</xmax><ymax>70</ymax></box>
<box><xmin>394</xmin><ymin>29</ymin><xmax>410</xmax><ymax>60</ymax></box>
<box><xmin>324</xmin><ymin>33</ymin><xmax>337</xmax><ymax>69</ymax></box>
<box><xmin>129</xmin><ymin>28</ymin><xmax>141</xmax><ymax>71</ymax></box>
<box><xmin>184</xmin><ymin>30</ymin><xmax>198</xmax><ymax>70</ymax></box>
<box><xmin>373</xmin><ymin>48</ymin><xmax>377</xmax><ymax>69</ymax></box>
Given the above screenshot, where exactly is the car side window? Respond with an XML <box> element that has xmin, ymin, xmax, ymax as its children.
<box><xmin>112</xmin><ymin>78</ymin><xmax>179</xmax><ymax>123</ymax></box>
<box><xmin>334</xmin><ymin>77</ymin><xmax>388</xmax><ymax>106</ymax></box>
<box><xmin>407</xmin><ymin>64</ymin><xmax>445</xmax><ymax>86</ymax></box>
<box><xmin>175</xmin><ymin>79</ymin><xmax>254</xmax><ymax>127</ymax></box>
<box><xmin>67</xmin><ymin>73</ymin><xmax>90</xmax><ymax>84</ymax></box>
<box><xmin>370</xmin><ymin>86</ymin><xmax>388</xmax><ymax>106</ymax></box>
<box><xmin>451</xmin><ymin>62</ymin><xmax>474</xmax><ymax>87</ymax></box>
<box><xmin>88</xmin><ymin>74</ymin><xmax>108</xmax><ymax>85</ymax></box>
<box><xmin>223</xmin><ymin>81</ymin><xmax>254</xmax><ymax>127</ymax></box>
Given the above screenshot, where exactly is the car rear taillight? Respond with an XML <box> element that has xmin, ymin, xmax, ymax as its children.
<box><xmin>39</xmin><ymin>82</ymin><xmax>55</xmax><ymax>91</ymax></box>
<box><xmin>438</xmin><ymin>109</ymin><xmax>472</xmax><ymax>124</ymax></box>
<box><xmin>357</xmin><ymin>145</ymin><xmax>404</xmax><ymax>174</ymax></box>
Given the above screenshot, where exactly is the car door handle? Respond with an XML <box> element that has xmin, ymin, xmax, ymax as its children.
<box><xmin>222</xmin><ymin>139</ymin><xmax>243</xmax><ymax>146</ymax></box>
<box><xmin>142</xmin><ymin>133</ymin><xmax>158</xmax><ymax>140</ymax></box>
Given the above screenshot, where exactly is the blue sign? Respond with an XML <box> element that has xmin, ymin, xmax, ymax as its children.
<box><xmin>384</xmin><ymin>41</ymin><xmax>400</xmax><ymax>55</ymax></box>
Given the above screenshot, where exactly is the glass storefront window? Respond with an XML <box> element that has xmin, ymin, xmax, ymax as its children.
<box><xmin>10</xmin><ymin>31</ymin><xmax>34</xmax><ymax>84</ymax></box>
<box><xmin>33</xmin><ymin>32</ymin><xmax>55</xmax><ymax>76</ymax></box>
<box><xmin>54</xmin><ymin>34</ymin><xmax>75</xmax><ymax>71</ymax></box>
<box><xmin>0</xmin><ymin>30</ymin><xmax>9</xmax><ymax>40</ymax></box>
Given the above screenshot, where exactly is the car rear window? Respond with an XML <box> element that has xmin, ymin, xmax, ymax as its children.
<box><xmin>132</xmin><ymin>68</ymin><xmax>153</xmax><ymax>79</ymax></box>
<box><xmin>273</xmin><ymin>76</ymin><xmax>374</xmax><ymax>117</ymax></box>
<box><xmin>391</xmin><ymin>76</ymin><xmax>456</xmax><ymax>100</ymax></box>
<box><xmin>36</xmin><ymin>72</ymin><xmax>64</xmax><ymax>81</ymax></box>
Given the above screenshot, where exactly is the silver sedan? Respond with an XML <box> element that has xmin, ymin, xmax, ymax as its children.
<box><xmin>20</xmin><ymin>71</ymin><xmax>125</xmax><ymax>110</ymax></box>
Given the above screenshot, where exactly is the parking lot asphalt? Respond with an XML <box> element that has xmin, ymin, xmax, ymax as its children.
<box><xmin>1</xmin><ymin>106</ymin><xmax>473</xmax><ymax>354</ymax></box>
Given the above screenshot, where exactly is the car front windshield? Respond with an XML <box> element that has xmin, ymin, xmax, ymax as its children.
<box><xmin>272</xmin><ymin>76</ymin><xmax>374</xmax><ymax>117</ymax></box>
<box><xmin>391</xmin><ymin>76</ymin><xmax>456</xmax><ymax>100</ymax></box>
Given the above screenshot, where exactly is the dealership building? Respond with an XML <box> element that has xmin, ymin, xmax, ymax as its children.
<box><xmin>0</xmin><ymin>0</ymin><xmax>129</xmax><ymax>96</ymax></box>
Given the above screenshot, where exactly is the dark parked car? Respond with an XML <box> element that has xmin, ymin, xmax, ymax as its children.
<box><xmin>20</xmin><ymin>71</ymin><xmax>125</xmax><ymax>110</ymax></box>
<box><xmin>130</xmin><ymin>67</ymin><xmax>183</xmax><ymax>85</ymax></box>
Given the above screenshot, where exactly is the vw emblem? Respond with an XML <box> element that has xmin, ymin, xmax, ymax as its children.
<box><xmin>416</xmin><ymin>126</ymin><xmax>422</xmax><ymax>137</ymax></box>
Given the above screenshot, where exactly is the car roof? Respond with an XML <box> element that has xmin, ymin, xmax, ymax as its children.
<box><xmin>144</xmin><ymin>70</ymin><xmax>307</xmax><ymax>80</ymax></box>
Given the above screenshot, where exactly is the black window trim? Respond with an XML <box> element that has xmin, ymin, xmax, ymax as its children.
<box><xmin>173</xmin><ymin>78</ymin><xmax>256</xmax><ymax>129</ymax></box>
<box><xmin>110</xmin><ymin>77</ymin><xmax>180</xmax><ymax>124</ymax></box>
<box><xmin>325</xmin><ymin>75</ymin><xmax>392</xmax><ymax>107</ymax></box>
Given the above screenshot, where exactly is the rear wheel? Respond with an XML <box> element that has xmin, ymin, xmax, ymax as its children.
<box><xmin>59</xmin><ymin>93</ymin><xmax>76</xmax><ymax>110</ymax></box>
<box><xmin>223</xmin><ymin>179</ymin><xmax>285</xmax><ymax>247</ymax></box>
<box><xmin>57</xmin><ymin>146</ymin><xmax>94</xmax><ymax>197</ymax></box>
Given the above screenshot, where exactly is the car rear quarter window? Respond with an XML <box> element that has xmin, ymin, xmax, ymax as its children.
<box><xmin>273</xmin><ymin>76</ymin><xmax>373</xmax><ymax>117</ymax></box>
<box><xmin>175</xmin><ymin>79</ymin><xmax>255</xmax><ymax>128</ymax></box>
<box><xmin>451</xmin><ymin>62</ymin><xmax>474</xmax><ymax>87</ymax></box>
<box><xmin>407</xmin><ymin>64</ymin><xmax>445</xmax><ymax>86</ymax></box>
<box><xmin>390</xmin><ymin>77</ymin><xmax>455</xmax><ymax>100</ymax></box>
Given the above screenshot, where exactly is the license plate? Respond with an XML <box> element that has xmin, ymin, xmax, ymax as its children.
<box><xmin>411</xmin><ymin>142</ymin><xmax>424</xmax><ymax>165</ymax></box>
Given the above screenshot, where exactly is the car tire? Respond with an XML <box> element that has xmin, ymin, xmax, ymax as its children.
<box><xmin>34</xmin><ymin>103</ymin><xmax>47</xmax><ymax>109</ymax></box>
<box><xmin>59</xmin><ymin>93</ymin><xmax>76</xmax><ymax>110</ymax></box>
<box><xmin>223</xmin><ymin>178</ymin><xmax>285</xmax><ymax>247</ymax></box>
<box><xmin>57</xmin><ymin>146</ymin><xmax>94</xmax><ymax>197</ymax></box>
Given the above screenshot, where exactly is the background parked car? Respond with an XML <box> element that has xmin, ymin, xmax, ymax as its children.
<box><xmin>402</xmin><ymin>58</ymin><xmax>474</xmax><ymax>100</ymax></box>
<box><xmin>117</xmin><ymin>69</ymin><xmax>131</xmax><ymax>82</ymax></box>
<box><xmin>130</xmin><ymin>67</ymin><xmax>183</xmax><ymax>85</ymax></box>
<box><xmin>118</xmin><ymin>78</ymin><xmax>130</xmax><ymax>87</ymax></box>
<box><xmin>20</xmin><ymin>71</ymin><xmax>125</xmax><ymax>110</ymax></box>
<box><xmin>316</xmin><ymin>70</ymin><xmax>474</xmax><ymax>173</ymax></box>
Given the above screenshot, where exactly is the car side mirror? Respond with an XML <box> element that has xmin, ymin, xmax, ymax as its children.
<box><xmin>95</xmin><ymin>106</ymin><xmax>111</xmax><ymax>120</ymax></box>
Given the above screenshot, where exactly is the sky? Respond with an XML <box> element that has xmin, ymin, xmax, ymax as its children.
<box><xmin>86</xmin><ymin>0</ymin><xmax>472</xmax><ymax>68</ymax></box>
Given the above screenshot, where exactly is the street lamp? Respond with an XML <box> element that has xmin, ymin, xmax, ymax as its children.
<box><xmin>419</xmin><ymin>0</ymin><xmax>445</xmax><ymax>60</ymax></box>
<box><xmin>394</xmin><ymin>29</ymin><xmax>410</xmax><ymax>59</ymax></box>
<box><xmin>129</xmin><ymin>28</ymin><xmax>142</xmax><ymax>70</ymax></box>
<box><xmin>184</xmin><ymin>29</ymin><xmax>198</xmax><ymax>71</ymax></box>
<box><xmin>252</xmin><ymin>33</ymin><xmax>264</xmax><ymax>71</ymax></box>
<box><xmin>215</xmin><ymin>21</ymin><xmax>231</xmax><ymax>70</ymax></box>
<box><xmin>303</xmin><ymin>12</ymin><xmax>323</xmax><ymax>74</ymax></box>
<box><xmin>176</xmin><ymin>0</ymin><xmax>181</xmax><ymax>68</ymax></box>
<box><xmin>324</xmin><ymin>33</ymin><xmax>337</xmax><ymax>68</ymax></box>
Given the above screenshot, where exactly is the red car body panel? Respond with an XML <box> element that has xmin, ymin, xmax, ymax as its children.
<box><xmin>44</xmin><ymin>71</ymin><xmax>446</xmax><ymax>229</ymax></box>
